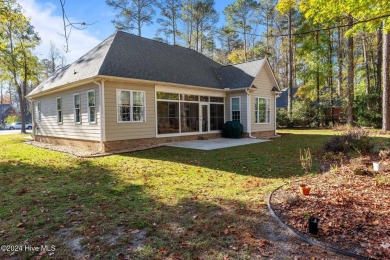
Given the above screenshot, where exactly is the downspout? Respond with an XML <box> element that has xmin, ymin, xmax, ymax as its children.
<box><xmin>31</xmin><ymin>99</ymin><xmax>36</xmax><ymax>141</ymax></box>
<box><xmin>245</xmin><ymin>88</ymin><xmax>257</xmax><ymax>139</ymax></box>
<box><xmin>274</xmin><ymin>95</ymin><xmax>277</xmax><ymax>136</ymax></box>
<box><xmin>93</xmin><ymin>79</ymin><xmax>105</xmax><ymax>153</ymax></box>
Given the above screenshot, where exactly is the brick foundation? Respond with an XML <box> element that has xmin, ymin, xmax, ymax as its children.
<box><xmin>243</xmin><ymin>130</ymin><xmax>277</xmax><ymax>138</ymax></box>
<box><xmin>35</xmin><ymin>130</ymin><xmax>276</xmax><ymax>154</ymax></box>
<box><xmin>35</xmin><ymin>135</ymin><xmax>100</xmax><ymax>151</ymax></box>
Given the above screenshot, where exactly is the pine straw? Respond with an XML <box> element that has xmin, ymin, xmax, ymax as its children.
<box><xmin>271</xmin><ymin>158</ymin><xmax>390</xmax><ymax>259</ymax></box>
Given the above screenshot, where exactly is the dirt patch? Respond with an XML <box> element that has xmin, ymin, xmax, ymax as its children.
<box><xmin>57</xmin><ymin>226</ymin><xmax>90</xmax><ymax>259</ymax></box>
<box><xmin>128</xmin><ymin>229</ymin><xmax>147</xmax><ymax>252</ymax></box>
<box><xmin>25</xmin><ymin>141</ymin><xmax>98</xmax><ymax>157</ymax></box>
<box><xmin>270</xmin><ymin>166</ymin><xmax>390</xmax><ymax>259</ymax></box>
<box><xmin>256</xmin><ymin>211</ymin><xmax>351</xmax><ymax>259</ymax></box>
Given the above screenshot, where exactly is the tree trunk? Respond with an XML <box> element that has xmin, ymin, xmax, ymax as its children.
<box><xmin>287</xmin><ymin>9</ymin><xmax>293</xmax><ymax>119</ymax></box>
<box><xmin>337</xmin><ymin>27</ymin><xmax>343</xmax><ymax>97</ymax></box>
<box><xmin>382</xmin><ymin>23</ymin><xmax>390</xmax><ymax>131</ymax></box>
<box><xmin>362</xmin><ymin>35</ymin><xmax>371</xmax><ymax>94</ymax></box>
<box><xmin>329</xmin><ymin>30</ymin><xmax>334</xmax><ymax>124</ymax></box>
<box><xmin>243</xmin><ymin>23</ymin><xmax>247</xmax><ymax>61</ymax></box>
<box><xmin>316</xmin><ymin>31</ymin><xmax>320</xmax><ymax>127</ymax></box>
<box><xmin>378</xmin><ymin>26</ymin><xmax>383</xmax><ymax>93</ymax></box>
<box><xmin>346</xmin><ymin>15</ymin><xmax>355</xmax><ymax>126</ymax></box>
<box><xmin>0</xmin><ymin>83</ymin><xmax>3</xmax><ymax>104</ymax></box>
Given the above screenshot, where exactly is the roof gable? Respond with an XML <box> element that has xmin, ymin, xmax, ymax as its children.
<box><xmin>217</xmin><ymin>59</ymin><xmax>265</xmax><ymax>90</ymax></box>
<box><xmin>28</xmin><ymin>34</ymin><xmax>115</xmax><ymax>96</ymax></box>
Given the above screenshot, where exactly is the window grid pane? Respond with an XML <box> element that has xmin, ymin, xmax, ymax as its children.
<box><xmin>231</xmin><ymin>97</ymin><xmax>240</xmax><ymax>122</ymax></box>
<box><xmin>74</xmin><ymin>94</ymin><xmax>81</xmax><ymax>123</ymax></box>
<box><xmin>88</xmin><ymin>91</ymin><xmax>96</xmax><ymax>123</ymax></box>
<box><xmin>117</xmin><ymin>90</ymin><xmax>145</xmax><ymax>122</ymax></box>
<box><xmin>57</xmin><ymin>98</ymin><xmax>62</xmax><ymax>123</ymax></box>
<box><xmin>255</xmin><ymin>97</ymin><xmax>270</xmax><ymax>123</ymax></box>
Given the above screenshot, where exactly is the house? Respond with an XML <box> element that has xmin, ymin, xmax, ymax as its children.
<box><xmin>277</xmin><ymin>86</ymin><xmax>344</xmax><ymax>124</ymax></box>
<box><xmin>0</xmin><ymin>104</ymin><xmax>16</xmax><ymax>126</ymax></box>
<box><xmin>276</xmin><ymin>87</ymin><xmax>298</xmax><ymax>109</ymax></box>
<box><xmin>27</xmin><ymin>31</ymin><xmax>281</xmax><ymax>153</ymax></box>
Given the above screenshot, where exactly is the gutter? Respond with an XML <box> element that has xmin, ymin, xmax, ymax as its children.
<box><xmin>93</xmin><ymin>79</ymin><xmax>106</xmax><ymax>153</ymax></box>
<box><xmin>245</xmin><ymin>88</ymin><xmax>257</xmax><ymax>139</ymax></box>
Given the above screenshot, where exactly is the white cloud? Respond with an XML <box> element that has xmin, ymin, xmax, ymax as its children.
<box><xmin>18</xmin><ymin>0</ymin><xmax>101</xmax><ymax>64</ymax></box>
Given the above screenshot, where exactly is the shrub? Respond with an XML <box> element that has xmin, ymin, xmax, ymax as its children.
<box><xmin>4</xmin><ymin>115</ymin><xmax>20</xmax><ymax>125</ymax></box>
<box><xmin>354</xmin><ymin>93</ymin><xmax>382</xmax><ymax>128</ymax></box>
<box><xmin>276</xmin><ymin>108</ymin><xmax>291</xmax><ymax>127</ymax></box>
<box><xmin>323</xmin><ymin>129</ymin><xmax>372</xmax><ymax>154</ymax></box>
<box><xmin>291</xmin><ymin>100</ymin><xmax>316</xmax><ymax>127</ymax></box>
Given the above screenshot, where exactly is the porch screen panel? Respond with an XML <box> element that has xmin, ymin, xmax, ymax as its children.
<box><xmin>180</xmin><ymin>103</ymin><xmax>199</xmax><ymax>132</ymax></box>
<box><xmin>157</xmin><ymin>101</ymin><xmax>179</xmax><ymax>134</ymax></box>
<box><xmin>210</xmin><ymin>104</ymin><xmax>224</xmax><ymax>131</ymax></box>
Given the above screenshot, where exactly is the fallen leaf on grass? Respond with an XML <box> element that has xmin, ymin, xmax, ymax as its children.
<box><xmin>258</xmin><ymin>239</ymin><xmax>268</xmax><ymax>248</ymax></box>
<box><xmin>229</xmin><ymin>245</ymin><xmax>239</xmax><ymax>251</ymax></box>
<box><xmin>130</xmin><ymin>229</ymin><xmax>140</xmax><ymax>234</ymax></box>
<box><xmin>16</xmin><ymin>222</ymin><xmax>25</xmax><ymax>228</ymax></box>
<box><xmin>381</xmin><ymin>243</ymin><xmax>390</xmax><ymax>249</ymax></box>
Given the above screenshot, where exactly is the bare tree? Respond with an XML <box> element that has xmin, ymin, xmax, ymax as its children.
<box><xmin>58</xmin><ymin>0</ymin><xmax>94</xmax><ymax>52</ymax></box>
<box><xmin>41</xmin><ymin>41</ymin><xmax>66</xmax><ymax>77</ymax></box>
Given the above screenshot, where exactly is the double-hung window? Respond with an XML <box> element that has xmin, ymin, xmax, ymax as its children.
<box><xmin>255</xmin><ymin>97</ymin><xmax>271</xmax><ymax>123</ymax></box>
<box><xmin>57</xmin><ymin>97</ymin><xmax>62</xmax><ymax>124</ymax></box>
<box><xmin>231</xmin><ymin>97</ymin><xmax>240</xmax><ymax>122</ymax></box>
<box><xmin>87</xmin><ymin>90</ymin><xmax>96</xmax><ymax>123</ymax></box>
<box><xmin>117</xmin><ymin>90</ymin><xmax>145</xmax><ymax>122</ymax></box>
<box><xmin>74</xmin><ymin>94</ymin><xmax>81</xmax><ymax>123</ymax></box>
<box><xmin>37</xmin><ymin>101</ymin><xmax>41</xmax><ymax>121</ymax></box>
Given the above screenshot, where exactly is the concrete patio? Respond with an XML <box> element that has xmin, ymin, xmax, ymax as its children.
<box><xmin>163</xmin><ymin>138</ymin><xmax>270</xmax><ymax>150</ymax></box>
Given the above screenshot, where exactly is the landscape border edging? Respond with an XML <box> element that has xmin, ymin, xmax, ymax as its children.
<box><xmin>267</xmin><ymin>183</ymin><xmax>369</xmax><ymax>260</ymax></box>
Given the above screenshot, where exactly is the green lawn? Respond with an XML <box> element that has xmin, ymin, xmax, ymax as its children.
<box><xmin>0</xmin><ymin>130</ymin><xmax>334</xmax><ymax>259</ymax></box>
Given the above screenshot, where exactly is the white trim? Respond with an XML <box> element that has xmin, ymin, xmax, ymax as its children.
<box><xmin>116</xmin><ymin>89</ymin><xmax>146</xmax><ymax>123</ymax></box>
<box><xmin>230</xmin><ymin>96</ymin><xmax>241</xmax><ymax>122</ymax></box>
<box><xmin>73</xmin><ymin>93</ymin><xmax>81</xmax><ymax>124</ymax></box>
<box><xmin>254</xmin><ymin>96</ymin><xmax>271</xmax><ymax>124</ymax></box>
<box><xmin>56</xmin><ymin>97</ymin><xmax>63</xmax><ymax>125</ymax></box>
<box><xmin>200</xmin><ymin>102</ymin><xmax>210</xmax><ymax>132</ymax></box>
<box><xmin>101</xmin><ymin>80</ymin><xmax>106</xmax><ymax>142</ymax></box>
<box><xmin>274</xmin><ymin>95</ymin><xmax>277</xmax><ymax>135</ymax></box>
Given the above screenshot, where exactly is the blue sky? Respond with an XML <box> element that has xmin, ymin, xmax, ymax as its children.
<box><xmin>18</xmin><ymin>0</ymin><xmax>237</xmax><ymax>63</ymax></box>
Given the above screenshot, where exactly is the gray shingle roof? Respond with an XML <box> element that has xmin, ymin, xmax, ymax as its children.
<box><xmin>0</xmin><ymin>104</ymin><xmax>13</xmax><ymax>118</ymax></box>
<box><xmin>29</xmin><ymin>34</ymin><xmax>114</xmax><ymax>97</ymax></box>
<box><xmin>216</xmin><ymin>59</ymin><xmax>265</xmax><ymax>89</ymax></box>
<box><xmin>29</xmin><ymin>31</ymin><xmax>268</xmax><ymax>97</ymax></box>
<box><xmin>276</xmin><ymin>87</ymin><xmax>298</xmax><ymax>108</ymax></box>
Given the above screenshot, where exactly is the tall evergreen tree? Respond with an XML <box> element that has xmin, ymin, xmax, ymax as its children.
<box><xmin>106</xmin><ymin>0</ymin><xmax>155</xmax><ymax>36</ymax></box>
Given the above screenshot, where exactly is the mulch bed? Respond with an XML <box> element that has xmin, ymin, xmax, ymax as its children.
<box><xmin>270</xmin><ymin>158</ymin><xmax>390</xmax><ymax>259</ymax></box>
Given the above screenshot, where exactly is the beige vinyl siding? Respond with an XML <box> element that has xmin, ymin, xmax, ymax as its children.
<box><xmin>104</xmin><ymin>81</ymin><xmax>156</xmax><ymax>141</ymax></box>
<box><xmin>225</xmin><ymin>91</ymin><xmax>248</xmax><ymax>132</ymax></box>
<box><xmin>33</xmin><ymin>83</ymin><xmax>101</xmax><ymax>141</ymax></box>
<box><xmin>250</xmin><ymin>67</ymin><xmax>276</xmax><ymax>132</ymax></box>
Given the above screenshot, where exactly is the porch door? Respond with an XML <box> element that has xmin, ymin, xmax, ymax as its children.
<box><xmin>200</xmin><ymin>103</ymin><xmax>209</xmax><ymax>132</ymax></box>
